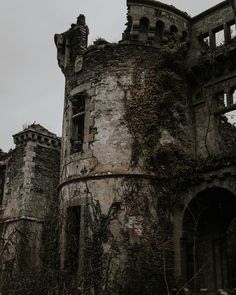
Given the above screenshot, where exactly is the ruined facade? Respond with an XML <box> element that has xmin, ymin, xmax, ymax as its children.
<box><xmin>54</xmin><ymin>0</ymin><xmax>236</xmax><ymax>293</ymax></box>
<box><xmin>1</xmin><ymin>0</ymin><xmax>236</xmax><ymax>294</ymax></box>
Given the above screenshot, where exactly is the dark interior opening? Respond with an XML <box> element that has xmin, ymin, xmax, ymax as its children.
<box><xmin>182</xmin><ymin>188</ymin><xmax>236</xmax><ymax>293</ymax></box>
<box><xmin>65</xmin><ymin>206</ymin><xmax>81</xmax><ymax>274</ymax></box>
<box><xmin>71</xmin><ymin>94</ymin><xmax>86</xmax><ymax>153</ymax></box>
<box><xmin>155</xmin><ymin>20</ymin><xmax>165</xmax><ymax>43</ymax></box>
<box><xmin>170</xmin><ymin>25</ymin><xmax>178</xmax><ymax>34</ymax></box>
<box><xmin>139</xmin><ymin>17</ymin><xmax>149</xmax><ymax>42</ymax></box>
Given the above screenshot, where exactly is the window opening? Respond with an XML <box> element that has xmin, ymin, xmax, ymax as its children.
<box><xmin>139</xmin><ymin>17</ymin><xmax>149</xmax><ymax>33</ymax></box>
<box><xmin>199</xmin><ymin>34</ymin><xmax>210</xmax><ymax>51</ymax></box>
<box><xmin>65</xmin><ymin>206</ymin><xmax>81</xmax><ymax>274</ymax></box>
<box><xmin>71</xmin><ymin>94</ymin><xmax>86</xmax><ymax>153</ymax></box>
<box><xmin>155</xmin><ymin>21</ymin><xmax>165</xmax><ymax>42</ymax></box>
<box><xmin>139</xmin><ymin>17</ymin><xmax>149</xmax><ymax>42</ymax></box>
<box><xmin>232</xmin><ymin>88</ymin><xmax>236</xmax><ymax>105</ymax></box>
<box><xmin>215</xmin><ymin>28</ymin><xmax>225</xmax><ymax>47</ymax></box>
<box><xmin>216</xmin><ymin>92</ymin><xmax>228</xmax><ymax>108</ymax></box>
<box><xmin>230</xmin><ymin>23</ymin><xmax>236</xmax><ymax>40</ymax></box>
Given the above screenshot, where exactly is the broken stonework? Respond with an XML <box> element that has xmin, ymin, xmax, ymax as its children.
<box><xmin>1</xmin><ymin>0</ymin><xmax>236</xmax><ymax>294</ymax></box>
<box><xmin>54</xmin><ymin>1</ymin><xmax>236</xmax><ymax>294</ymax></box>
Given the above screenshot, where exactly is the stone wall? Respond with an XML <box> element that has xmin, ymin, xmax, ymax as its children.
<box><xmin>0</xmin><ymin>125</ymin><xmax>60</xmax><ymax>272</ymax></box>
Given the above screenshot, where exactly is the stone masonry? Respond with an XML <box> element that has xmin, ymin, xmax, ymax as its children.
<box><xmin>1</xmin><ymin>1</ymin><xmax>236</xmax><ymax>294</ymax></box>
<box><xmin>55</xmin><ymin>0</ymin><xmax>236</xmax><ymax>294</ymax></box>
<box><xmin>0</xmin><ymin>124</ymin><xmax>60</xmax><ymax>272</ymax></box>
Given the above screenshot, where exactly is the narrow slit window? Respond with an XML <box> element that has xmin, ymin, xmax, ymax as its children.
<box><xmin>216</xmin><ymin>92</ymin><xmax>228</xmax><ymax>108</ymax></box>
<box><xmin>65</xmin><ymin>206</ymin><xmax>81</xmax><ymax>274</ymax></box>
<box><xmin>71</xmin><ymin>94</ymin><xmax>86</xmax><ymax>153</ymax></box>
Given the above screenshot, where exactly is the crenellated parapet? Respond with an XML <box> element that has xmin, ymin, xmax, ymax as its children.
<box><xmin>13</xmin><ymin>123</ymin><xmax>61</xmax><ymax>150</ymax></box>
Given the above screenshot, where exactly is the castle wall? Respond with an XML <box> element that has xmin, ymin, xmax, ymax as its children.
<box><xmin>184</xmin><ymin>1</ymin><xmax>236</xmax><ymax>158</ymax></box>
<box><xmin>54</xmin><ymin>1</ymin><xmax>236</xmax><ymax>294</ymax></box>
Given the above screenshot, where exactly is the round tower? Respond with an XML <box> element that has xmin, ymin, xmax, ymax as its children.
<box><xmin>56</xmin><ymin>4</ymin><xmax>193</xmax><ymax>294</ymax></box>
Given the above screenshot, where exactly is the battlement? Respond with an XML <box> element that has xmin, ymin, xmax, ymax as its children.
<box><xmin>13</xmin><ymin>123</ymin><xmax>61</xmax><ymax>149</ymax></box>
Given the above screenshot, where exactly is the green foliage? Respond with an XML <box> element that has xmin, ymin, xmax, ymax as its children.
<box><xmin>124</xmin><ymin>41</ymin><xmax>189</xmax><ymax>172</ymax></box>
<box><xmin>93</xmin><ymin>37</ymin><xmax>109</xmax><ymax>46</ymax></box>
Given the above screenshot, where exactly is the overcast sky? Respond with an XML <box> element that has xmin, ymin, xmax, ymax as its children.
<box><xmin>0</xmin><ymin>0</ymin><xmax>222</xmax><ymax>151</ymax></box>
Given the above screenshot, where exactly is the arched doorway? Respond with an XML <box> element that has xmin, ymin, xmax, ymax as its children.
<box><xmin>181</xmin><ymin>187</ymin><xmax>236</xmax><ymax>292</ymax></box>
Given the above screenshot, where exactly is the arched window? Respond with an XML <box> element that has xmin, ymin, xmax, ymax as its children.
<box><xmin>139</xmin><ymin>17</ymin><xmax>149</xmax><ymax>33</ymax></box>
<box><xmin>155</xmin><ymin>20</ymin><xmax>165</xmax><ymax>43</ymax></box>
<box><xmin>139</xmin><ymin>17</ymin><xmax>150</xmax><ymax>42</ymax></box>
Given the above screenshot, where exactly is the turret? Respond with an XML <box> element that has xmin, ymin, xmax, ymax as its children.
<box><xmin>123</xmin><ymin>0</ymin><xmax>191</xmax><ymax>46</ymax></box>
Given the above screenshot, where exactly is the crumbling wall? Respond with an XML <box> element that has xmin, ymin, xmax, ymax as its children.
<box><xmin>55</xmin><ymin>1</ymin><xmax>236</xmax><ymax>294</ymax></box>
<box><xmin>57</xmin><ymin>36</ymin><xmax>196</xmax><ymax>294</ymax></box>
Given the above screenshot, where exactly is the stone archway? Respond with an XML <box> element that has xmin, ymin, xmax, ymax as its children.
<box><xmin>181</xmin><ymin>187</ymin><xmax>236</xmax><ymax>293</ymax></box>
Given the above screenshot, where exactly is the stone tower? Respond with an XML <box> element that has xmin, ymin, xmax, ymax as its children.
<box><xmin>0</xmin><ymin>124</ymin><xmax>60</xmax><ymax>272</ymax></box>
<box><xmin>56</xmin><ymin>0</ymin><xmax>236</xmax><ymax>294</ymax></box>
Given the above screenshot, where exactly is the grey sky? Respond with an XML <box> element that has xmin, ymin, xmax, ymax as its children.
<box><xmin>0</xmin><ymin>0</ymin><xmax>222</xmax><ymax>151</ymax></box>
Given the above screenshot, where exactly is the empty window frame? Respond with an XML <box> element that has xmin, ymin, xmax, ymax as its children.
<box><xmin>199</xmin><ymin>33</ymin><xmax>210</xmax><ymax>51</ymax></box>
<box><xmin>65</xmin><ymin>206</ymin><xmax>81</xmax><ymax>274</ymax></box>
<box><xmin>230</xmin><ymin>88</ymin><xmax>236</xmax><ymax>105</ymax></box>
<box><xmin>215</xmin><ymin>27</ymin><xmax>225</xmax><ymax>48</ymax></box>
<box><xmin>233</xmin><ymin>89</ymin><xmax>236</xmax><ymax>104</ymax></box>
<box><xmin>229</xmin><ymin>22</ymin><xmax>236</xmax><ymax>40</ymax></box>
<box><xmin>71</xmin><ymin>94</ymin><xmax>86</xmax><ymax>153</ymax></box>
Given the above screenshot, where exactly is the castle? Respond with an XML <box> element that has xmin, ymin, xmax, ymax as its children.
<box><xmin>1</xmin><ymin>0</ymin><xmax>236</xmax><ymax>294</ymax></box>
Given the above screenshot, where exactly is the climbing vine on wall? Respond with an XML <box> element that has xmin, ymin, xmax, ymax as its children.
<box><xmin>124</xmin><ymin>41</ymin><xmax>192</xmax><ymax>174</ymax></box>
